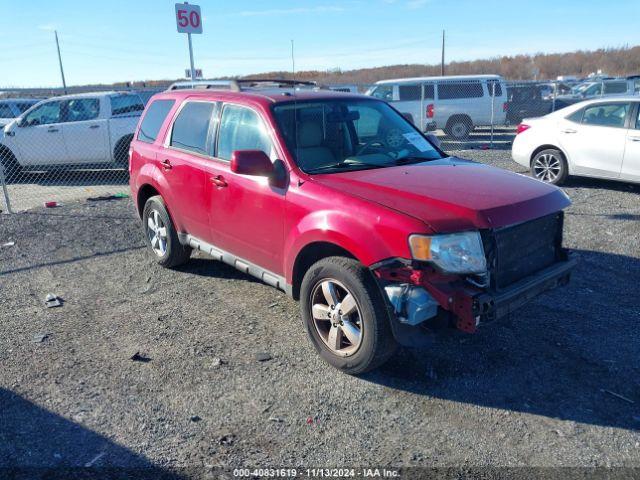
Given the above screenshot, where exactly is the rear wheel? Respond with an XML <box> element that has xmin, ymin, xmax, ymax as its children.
<box><xmin>531</xmin><ymin>148</ymin><xmax>568</xmax><ymax>185</ymax></box>
<box><xmin>142</xmin><ymin>195</ymin><xmax>191</xmax><ymax>268</ymax></box>
<box><xmin>114</xmin><ymin>134</ymin><xmax>133</xmax><ymax>167</ymax></box>
<box><xmin>445</xmin><ymin>116</ymin><xmax>473</xmax><ymax>140</ymax></box>
<box><xmin>300</xmin><ymin>256</ymin><xmax>397</xmax><ymax>374</ymax></box>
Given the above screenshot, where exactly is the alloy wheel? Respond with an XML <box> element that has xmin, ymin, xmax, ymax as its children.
<box><xmin>147</xmin><ymin>210</ymin><xmax>168</xmax><ymax>257</ymax></box>
<box><xmin>310</xmin><ymin>279</ymin><xmax>363</xmax><ymax>357</ymax></box>
<box><xmin>533</xmin><ymin>153</ymin><xmax>562</xmax><ymax>182</ymax></box>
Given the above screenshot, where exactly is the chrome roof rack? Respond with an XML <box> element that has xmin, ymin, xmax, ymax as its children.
<box><xmin>167</xmin><ymin>78</ymin><xmax>318</xmax><ymax>92</ymax></box>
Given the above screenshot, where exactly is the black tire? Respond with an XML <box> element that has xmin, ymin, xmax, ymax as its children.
<box><xmin>445</xmin><ymin>116</ymin><xmax>473</xmax><ymax>140</ymax></box>
<box><xmin>114</xmin><ymin>134</ymin><xmax>133</xmax><ymax>166</ymax></box>
<box><xmin>300</xmin><ymin>256</ymin><xmax>398</xmax><ymax>374</ymax></box>
<box><xmin>530</xmin><ymin>148</ymin><xmax>568</xmax><ymax>185</ymax></box>
<box><xmin>0</xmin><ymin>147</ymin><xmax>22</xmax><ymax>183</ymax></box>
<box><xmin>142</xmin><ymin>195</ymin><xmax>191</xmax><ymax>268</ymax></box>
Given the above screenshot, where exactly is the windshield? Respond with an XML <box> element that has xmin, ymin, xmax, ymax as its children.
<box><xmin>272</xmin><ymin>99</ymin><xmax>444</xmax><ymax>174</ymax></box>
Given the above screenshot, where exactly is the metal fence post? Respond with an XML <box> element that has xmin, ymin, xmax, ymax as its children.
<box><xmin>490</xmin><ymin>81</ymin><xmax>495</xmax><ymax>149</ymax></box>
<box><xmin>0</xmin><ymin>162</ymin><xmax>13</xmax><ymax>214</ymax></box>
<box><xmin>420</xmin><ymin>83</ymin><xmax>425</xmax><ymax>132</ymax></box>
<box><xmin>551</xmin><ymin>80</ymin><xmax>557</xmax><ymax>112</ymax></box>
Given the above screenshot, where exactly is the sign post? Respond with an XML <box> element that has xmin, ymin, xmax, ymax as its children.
<box><xmin>175</xmin><ymin>2</ymin><xmax>203</xmax><ymax>81</ymax></box>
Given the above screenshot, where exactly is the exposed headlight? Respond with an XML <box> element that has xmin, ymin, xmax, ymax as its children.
<box><xmin>409</xmin><ymin>231</ymin><xmax>487</xmax><ymax>274</ymax></box>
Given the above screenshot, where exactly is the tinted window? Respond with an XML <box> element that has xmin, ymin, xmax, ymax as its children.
<box><xmin>217</xmin><ymin>105</ymin><xmax>272</xmax><ymax>161</ymax></box>
<box><xmin>566</xmin><ymin>108</ymin><xmax>584</xmax><ymax>123</ymax></box>
<box><xmin>137</xmin><ymin>99</ymin><xmax>175</xmax><ymax>143</ymax></box>
<box><xmin>487</xmin><ymin>79</ymin><xmax>503</xmax><ymax>96</ymax></box>
<box><xmin>603</xmin><ymin>81</ymin><xmax>628</xmax><ymax>94</ymax></box>
<box><xmin>66</xmin><ymin>98</ymin><xmax>99</xmax><ymax>122</ymax></box>
<box><xmin>23</xmin><ymin>101</ymin><xmax>63</xmax><ymax>125</ymax></box>
<box><xmin>0</xmin><ymin>104</ymin><xmax>14</xmax><ymax>117</ymax></box>
<box><xmin>170</xmin><ymin>102</ymin><xmax>215</xmax><ymax>155</ymax></box>
<box><xmin>437</xmin><ymin>81</ymin><xmax>483</xmax><ymax>99</ymax></box>
<box><xmin>399</xmin><ymin>85</ymin><xmax>421</xmax><ymax>101</ymax></box>
<box><xmin>582</xmin><ymin>103</ymin><xmax>629</xmax><ymax>128</ymax></box>
<box><xmin>110</xmin><ymin>94</ymin><xmax>145</xmax><ymax>116</ymax></box>
<box><xmin>370</xmin><ymin>85</ymin><xmax>393</xmax><ymax>101</ymax></box>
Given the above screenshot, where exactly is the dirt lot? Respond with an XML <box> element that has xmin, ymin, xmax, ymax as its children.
<box><xmin>1</xmin><ymin>150</ymin><xmax>639</xmax><ymax>477</ymax></box>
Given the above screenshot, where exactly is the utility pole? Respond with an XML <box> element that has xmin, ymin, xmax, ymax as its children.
<box><xmin>440</xmin><ymin>30</ymin><xmax>445</xmax><ymax>76</ymax></box>
<box><xmin>54</xmin><ymin>30</ymin><xmax>67</xmax><ymax>94</ymax></box>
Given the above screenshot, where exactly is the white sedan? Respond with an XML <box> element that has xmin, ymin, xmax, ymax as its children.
<box><xmin>512</xmin><ymin>97</ymin><xmax>640</xmax><ymax>185</ymax></box>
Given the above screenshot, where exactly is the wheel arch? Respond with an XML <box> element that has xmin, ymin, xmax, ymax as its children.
<box><xmin>445</xmin><ymin>113</ymin><xmax>473</xmax><ymax>129</ymax></box>
<box><xmin>136</xmin><ymin>183</ymin><xmax>161</xmax><ymax>217</ymax></box>
<box><xmin>530</xmin><ymin>144</ymin><xmax>571</xmax><ymax>173</ymax></box>
<box><xmin>113</xmin><ymin>133</ymin><xmax>134</xmax><ymax>164</ymax></box>
<box><xmin>290</xmin><ymin>241</ymin><xmax>357</xmax><ymax>300</ymax></box>
<box><xmin>0</xmin><ymin>143</ymin><xmax>18</xmax><ymax>164</ymax></box>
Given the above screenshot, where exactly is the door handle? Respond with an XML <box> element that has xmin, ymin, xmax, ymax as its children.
<box><xmin>47</xmin><ymin>128</ymin><xmax>59</xmax><ymax>133</ymax></box>
<box><xmin>89</xmin><ymin>125</ymin><xmax>100</xmax><ymax>129</ymax></box>
<box><xmin>210</xmin><ymin>175</ymin><xmax>228</xmax><ymax>188</ymax></box>
<box><xmin>160</xmin><ymin>159</ymin><xmax>172</xmax><ymax>170</ymax></box>
<box><xmin>561</xmin><ymin>129</ymin><xmax>576</xmax><ymax>134</ymax></box>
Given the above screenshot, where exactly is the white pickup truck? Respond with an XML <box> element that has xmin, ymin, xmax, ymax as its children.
<box><xmin>0</xmin><ymin>91</ymin><xmax>144</xmax><ymax>181</ymax></box>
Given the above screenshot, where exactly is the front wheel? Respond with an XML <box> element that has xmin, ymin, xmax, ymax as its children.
<box><xmin>142</xmin><ymin>195</ymin><xmax>191</xmax><ymax>268</ymax></box>
<box><xmin>531</xmin><ymin>148</ymin><xmax>568</xmax><ymax>185</ymax></box>
<box><xmin>300</xmin><ymin>256</ymin><xmax>397</xmax><ymax>374</ymax></box>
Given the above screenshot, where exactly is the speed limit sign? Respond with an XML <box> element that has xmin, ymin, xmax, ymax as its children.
<box><xmin>175</xmin><ymin>3</ymin><xmax>202</xmax><ymax>34</ymax></box>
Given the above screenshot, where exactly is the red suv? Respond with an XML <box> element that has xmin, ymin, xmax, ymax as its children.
<box><xmin>129</xmin><ymin>82</ymin><xmax>576</xmax><ymax>374</ymax></box>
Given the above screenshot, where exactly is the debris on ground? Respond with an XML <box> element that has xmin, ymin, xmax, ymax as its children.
<box><xmin>601</xmin><ymin>389</ymin><xmax>635</xmax><ymax>404</ymax></box>
<box><xmin>268</xmin><ymin>416</ymin><xmax>283</xmax><ymax>422</ymax></box>
<box><xmin>1</xmin><ymin>241</ymin><xmax>15</xmax><ymax>248</ymax></box>
<box><xmin>190</xmin><ymin>415</ymin><xmax>202</xmax><ymax>422</ymax></box>
<box><xmin>87</xmin><ymin>193</ymin><xmax>128</xmax><ymax>202</ymax></box>
<box><xmin>209</xmin><ymin>357</ymin><xmax>227</xmax><ymax>368</ymax></box>
<box><xmin>44</xmin><ymin>201</ymin><xmax>62</xmax><ymax>208</ymax></box>
<box><xmin>218</xmin><ymin>434</ymin><xmax>236</xmax><ymax>446</ymax></box>
<box><xmin>130</xmin><ymin>351</ymin><xmax>152</xmax><ymax>363</ymax></box>
<box><xmin>84</xmin><ymin>452</ymin><xmax>105</xmax><ymax>468</ymax></box>
<box><xmin>255</xmin><ymin>352</ymin><xmax>272</xmax><ymax>362</ymax></box>
<box><xmin>44</xmin><ymin>294</ymin><xmax>63</xmax><ymax>308</ymax></box>
<box><xmin>32</xmin><ymin>333</ymin><xmax>50</xmax><ymax>343</ymax></box>
<box><xmin>268</xmin><ymin>302</ymin><xmax>278</xmax><ymax>308</ymax></box>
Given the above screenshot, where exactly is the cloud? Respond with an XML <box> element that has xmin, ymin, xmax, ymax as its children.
<box><xmin>238</xmin><ymin>5</ymin><xmax>345</xmax><ymax>17</ymax></box>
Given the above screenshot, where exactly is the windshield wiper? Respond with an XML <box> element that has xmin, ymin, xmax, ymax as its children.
<box><xmin>306</xmin><ymin>162</ymin><xmax>383</xmax><ymax>174</ymax></box>
<box><xmin>394</xmin><ymin>156</ymin><xmax>439</xmax><ymax>165</ymax></box>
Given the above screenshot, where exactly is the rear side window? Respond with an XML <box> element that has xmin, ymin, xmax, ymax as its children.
<box><xmin>0</xmin><ymin>104</ymin><xmax>13</xmax><ymax>117</ymax></box>
<box><xmin>398</xmin><ymin>84</ymin><xmax>434</xmax><ymax>101</ymax></box>
<box><xmin>603</xmin><ymin>81</ymin><xmax>628</xmax><ymax>95</ymax></box>
<box><xmin>170</xmin><ymin>102</ymin><xmax>215</xmax><ymax>155</ymax></box>
<box><xmin>137</xmin><ymin>99</ymin><xmax>175</xmax><ymax>144</ymax></box>
<box><xmin>486</xmin><ymin>79</ymin><xmax>503</xmax><ymax>97</ymax></box>
<box><xmin>110</xmin><ymin>94</ymin><xmax>145</xmax><ymax>116</ymax></box>
<box><xmin>66</xmin><ymin>98</ymin><xmax>100</xmax><ymax>122</ymax></box>
<box><xmin>437</xmin><ymin>81</ymin><xmax>484</xmax><ymax>100</ymax></box>
<box><xmin>582</xmin><ymin>103</ymin><xmax>629</xmax><ymax>128</ymax></box>
<box><xmin>217</xmin><ymin>105</ymin><xmax>272</xmax><ymax>161</ymax></box>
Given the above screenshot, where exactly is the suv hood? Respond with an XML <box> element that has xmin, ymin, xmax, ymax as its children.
<box><xmin>311</xmin><ymin>158</ymin><xmax>570</xmax><ymax>232</ymax></box>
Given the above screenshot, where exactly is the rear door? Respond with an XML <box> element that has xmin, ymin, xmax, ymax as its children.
<box><xmin>557</xmin><ymin>101</ymin><xmax>630</xmax><ymax>178</ymax></box>
<box><xmin>63</xmin><ymin>97</ymin><xmax>109</xmax><ymax>164</ymax></box>
<box><xmin>161</xmin><ymin>99</ymin><xmax>218</xmax><ymax>240</ymax></box>
<box><xmin>621</xmin><ymin>102</ymin><xmax>640</xmax><ymax>182</ymax></box>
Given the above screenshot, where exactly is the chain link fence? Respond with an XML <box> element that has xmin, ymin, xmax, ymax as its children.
<box><xmin>0</xmin><ymin>78</ymin><xmax>631</xmax><ymax>213</ymax></box>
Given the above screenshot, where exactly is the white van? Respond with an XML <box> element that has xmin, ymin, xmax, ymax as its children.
<box><xmin>366</xmin><ymin>75</ymin><xmax>508</xmax><ymax>139</ymax></box>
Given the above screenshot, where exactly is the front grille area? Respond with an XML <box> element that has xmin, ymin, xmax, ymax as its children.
<box><xmin>483</xmin><ymin>212</ymin><xmax>564</xmax><ymax>290</ymax></box>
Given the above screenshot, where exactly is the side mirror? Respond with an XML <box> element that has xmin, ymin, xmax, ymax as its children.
<box><xmin>231</xmin><ymin>150</ymin><xmax>274</xmax><ymax>177</ymax></box>
<box><xmin>425</xmin><ymin>133</ymin><xmax>441</xmax><ymax>149</ymax></box>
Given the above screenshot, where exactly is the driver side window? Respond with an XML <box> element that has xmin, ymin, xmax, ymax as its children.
<box><xmin>23</xmin><ymin>101</ymin><xmax>63</xmax><ymax>126</ymax></box>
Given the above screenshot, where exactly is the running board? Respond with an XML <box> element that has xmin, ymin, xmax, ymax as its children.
<box><xmin>178</xmin><ymin>233</ymin><xmax>289</xmax><ymax>294</ymax></box>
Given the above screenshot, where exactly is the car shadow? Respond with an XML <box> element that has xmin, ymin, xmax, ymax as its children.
<box><xmin>0</xmin><ymin>388</ymin><xmax>183</xmax><ymax>478</ymax></box>
<box><xmin>361</xmin><ymin>248</ymin><xmax>640</xmax><ymax>431</ymax></box>
<box><xmin>176</xmin><ymin>256</ymin><xmax>262</xmax><ymax>284</ymax></box>
<box><xmin>563</xmin><ymin>176</ymin><xmax>640</xmax><ymax>193</ymax></box>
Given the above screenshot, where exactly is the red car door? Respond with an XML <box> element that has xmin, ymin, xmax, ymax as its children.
<box><xmin>205</xmin><ymin>103</ymin><xmax>286</xmax><ymax>276</ymax></box>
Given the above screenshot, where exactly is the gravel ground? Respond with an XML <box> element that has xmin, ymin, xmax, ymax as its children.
<box><xmin>0</xmin><ymin>150</ymin><xmax>639</xmax><ymax>478</ymax></box>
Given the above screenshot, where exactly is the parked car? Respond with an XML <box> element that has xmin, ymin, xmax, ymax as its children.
<box><xmin>539</xmin><ymin>82</ymin><xmax>573</xmax><ymax>101</ymax></box>
<box><xmin>0</xmin><ymin>98</ymin><xmax>40</xmax><ymax>128</ymax></box>
<box><xmin>512</xmin><ymin>97</ymin><xmax>640</xmax><ymax>185</ymax></box>
<box><xmin>0</xmin><ymin>91</ymin><xmax>144</xmax><ymax>181</ymax></box>
<box><xmin>366</xmin><ymin>75</ymin><xmax>508</xmax><ymax>139</ymax></box>
<box><xmin>506</xmin><ymin>84</ymin><xmax>552</xmax><ymax>124</ymax></box>
<box><xmin>554</xmin><ymin>79</ymin><xmax>638</xmax><ymax>108</ymax></box>
<box><xmin>129</xmin><ymin>87</ymin><xmax>575</xmax><ymax>374</ymax></box>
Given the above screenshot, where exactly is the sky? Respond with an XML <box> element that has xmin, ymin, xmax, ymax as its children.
<box><xmin>1</xmin><ymin>0</ymin><xmax>639</xmax><ymax>88</ymax></box>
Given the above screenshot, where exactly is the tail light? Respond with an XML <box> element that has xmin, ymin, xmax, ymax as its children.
<box><xmin>426</xmin><ymin>103</ymin><xmax>434</xmax><ymax>119</ymax></box>
<box><xmin>516</xmin><ymin>123</ymin><xmax>531</xmax><ymax>135</ymax></box>
<box><xmin>503</xmin><ymin>102</ymin><xmax>508</xmax><ymax>112</ymax></box>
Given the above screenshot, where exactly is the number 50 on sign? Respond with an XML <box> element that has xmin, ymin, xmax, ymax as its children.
<box><xmin>175</xmin><ymin>3</ymin><xmax>202</xmax><ymax>34</ymax></box>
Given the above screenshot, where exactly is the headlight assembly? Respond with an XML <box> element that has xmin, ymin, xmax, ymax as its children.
<box><xmin>409</xmin><ymin>231</ymin><xmax>487</xmax><ymax>274</ymax></box>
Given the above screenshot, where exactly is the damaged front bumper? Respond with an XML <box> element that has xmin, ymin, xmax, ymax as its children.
<box><xmin>373</xmin><ymin>255</ymin><xmax>577</xmax><ymax>342</ymax></box>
